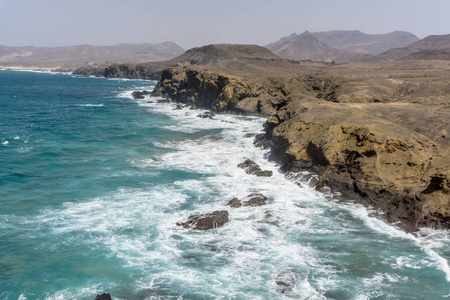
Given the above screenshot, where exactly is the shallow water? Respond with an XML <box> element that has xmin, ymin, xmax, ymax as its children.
<box><xmin>0</xmin><ymin>70</ymin><xmax>449</xmax><ymax>299</ymax></box>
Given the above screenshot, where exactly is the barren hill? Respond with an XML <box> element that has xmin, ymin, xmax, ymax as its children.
<box><xmin>0</xmin><ymin>42</ymin><xmax>185</xmax><ymax>70</ymax></box>
<box><xmin>265</xmin><ymin>31</ymin><xmax>362</xmax><ymax>62</ymax></box>
<box><xmin>372</xmin><ymin>34</ymin><xmax>450</xmax><ymax>61</ymax></box>
<box><xmin>312</xmin><ymin>30</ymin><xmax>419</xmax><ymax>54</ymax></box>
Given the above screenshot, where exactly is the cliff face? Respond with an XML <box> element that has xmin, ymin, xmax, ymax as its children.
<box><xmin>152</xmin><ymin>66</ymin><xmax>312</xmax><ymax>116</ymax></box>
<box><xmin>266</xmin><ymin>101</ymin><xmax>449</xmax><ymax>231</ymax></box>
<box><xmin>74</xmin><ymin>61</ymin><xmax>172</xmax><ymax>80</ymax></box>
<box><xmin>151</xmin><ymin>64</ymin><xmax>450</xmax><ymax>232</ymax></box>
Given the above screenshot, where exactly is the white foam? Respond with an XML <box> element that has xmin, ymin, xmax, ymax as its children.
<box><xmin>346</xmin><ymin>203</ymin><xmax>450</xmax><ymax>281</ymax></box>
<box><xmin>2</xmin><ymin>140</ymin><xmax>9</xmax><ymax>145</ymax></box>
<box><xmin>76</xmin><ymin>103</ymin><xmax>104</xmax><ymax>107</ymax></box>
<box><xmin>41</xmin><ymin>283</ymin><xmax>113</xmax><ymax>300</ymax></box>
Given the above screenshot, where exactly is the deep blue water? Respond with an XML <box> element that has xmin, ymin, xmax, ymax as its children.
<box><xmin>0</xmin><ymin>70</ymin><xmax>449</xmax><ymax>299</ymax></box>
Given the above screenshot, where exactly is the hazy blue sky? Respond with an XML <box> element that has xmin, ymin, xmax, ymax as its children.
<box><xmin>1</xmin><ymin>0</ymin><xmax>449</xmax><ymax>49</ymax></box>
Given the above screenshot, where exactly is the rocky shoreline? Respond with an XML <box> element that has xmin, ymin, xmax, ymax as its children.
<box><xmin>150</xmin><ymin>63</ymin><xmax>450</xmax><ymax>232</ymax></box>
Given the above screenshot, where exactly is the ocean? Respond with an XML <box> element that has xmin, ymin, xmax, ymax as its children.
<box><xmin>0</xmin><ymin>69</ymin><xmax>449</xmax><ymax>299</ymax></box>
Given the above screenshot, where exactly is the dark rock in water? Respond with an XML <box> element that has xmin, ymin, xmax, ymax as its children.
<box><xmin>276</xmin><ymin>271</ymin><xmax>295</xmax><ymax>293</ymax></box>
<box><xmin>131</xmin><ymin>90</ymin><xmax>151</xmax><ymax>100</ymax></box>
<box><xmin>94</xmin><ymin>293</ymin><xmax>112</xmax><ymax>300</ymax></box>
<box><xmin>227</xmin><ymin>193</ymin><xmax>268</xmax><ymax>207</ymax></box>
<box><xmin>243</xmin><ymin>133</ymin><xmax>257</xmax><ymax>138</ymax></box>
<box><xmin>243</xmin><ymin>193</ymin><xmax>267</xmax><ymax>206</ymax></box>
<box><xmin>227</xmin><ymin>197</ymin><xmax>242</xmax><ymax>208</ymax></box>
<box><xmin>174</xmin><ymin>104</ymin><xmax>183</xmax><ymax>110</ymax></box>
<box><xmin>237</xmin><ymin>159</ymin><xmax>273</xmax><ymax>177</ymax></box>
<box><xmin>197</xmin><ymin>111</ymin><xmax>216</xmax><ymax>119</ymax></box>
<box><xmin>177</xmin><ymin>210</ymin><xmax>229</xmax><ymax>230</ymax></box>
<box><xmin>157</xmin><ymin>99</ymin><xmax>170</xmax><ymax>103</ymax></box>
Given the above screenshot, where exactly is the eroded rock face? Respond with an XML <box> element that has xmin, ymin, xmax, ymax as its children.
<box><xmin>177</xmin><ymin>211</ymin><xmax>229</xmax><ymax>230</ymax></box>
<box><xmin>265</xmin><ymin>101</ymin><xmax>450</xmax><ymax>231</ymax></box>
<box><xmin>151</xmin><ymin>66</ymin><xmax>311</xmax><ymax>116</ymax></box>
<box><xmin>237</xmin><ymin>159</ymin><xmax>273</xmax><ymax>177</ymax></box>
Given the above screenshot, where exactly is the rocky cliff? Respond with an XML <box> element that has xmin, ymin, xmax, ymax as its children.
<box><xmin>152</xmin><ymin>62</ymin><xmax>450</xmax><ymax>232</ymax></box>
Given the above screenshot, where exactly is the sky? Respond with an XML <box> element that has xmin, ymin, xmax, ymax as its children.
<box><xmin>0</xmin><ymin>0</ymin><xmax>449</xmax><ymax>50</ymax></box>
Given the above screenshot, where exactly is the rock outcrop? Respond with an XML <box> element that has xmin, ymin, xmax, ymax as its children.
<box><xmin>177</xmin><ymin>211</ymin><xmax>229</xmax><ymax>230</ymax></box>
<box><xmin>237</xmin><ymin>159</ymin><xmax>273</xmax><ymax>177</ymax></box>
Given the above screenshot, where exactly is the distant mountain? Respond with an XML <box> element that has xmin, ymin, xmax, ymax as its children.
<box><xmin>0</xmin><ymin>42</ymin><xmax>185</xmax><ymax>70</ymax></box>
<box><xmin>371</xmin><ymin>34</ymin><xmax>450</xmax><ymax>61</ymax></box>
<box><xmin>173</xmin><ymin>43</ymin><xmax>279</xmax><ymax>65</ymax></box>
<box><xmin>312</xmin><ymin>30</ymin><xmax>419</xmax><ymax>55</ymax></box>
<box><xmin>265</xmin><ymin>31</ymin><xmax>364</xmax><ymax>62</ymax></box>
<box><xmin>74</xmin><ymin>44</ymin><xmax>300</xmax><ymax>79</ymax></box>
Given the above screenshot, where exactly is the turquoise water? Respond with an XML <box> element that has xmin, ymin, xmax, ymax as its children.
<box><xmin>0</xmin><ymin>70</ymin><xmax>449</xmax><ymax>299</ymax></box>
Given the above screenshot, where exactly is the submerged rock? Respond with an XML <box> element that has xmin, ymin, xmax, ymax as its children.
<box><xmin>276</xmin><ymin>271</ymin><xmax>296</xmax><ymax>293</ymax></box>
<box><xmin>131</xmin><ymin>90</ymin><xmax>151</xmax><ymax>100</ymax></box>
<box><xmin>94</xmin><ymin>293</ymin><xmax>112</xmax><ymax>300</ymax></box>
<box><xmin>237</xmin><ymin>159</ymin><xmax>273</xmax><ymax>177</ymax></box>
<box><xmin>174</xmin><ymin>104</ymin><xmax>183</xmax><ymax>110</ymax></box>
<box><xmin>177</xmin><ymin>210</ymin><xmax>229</xmax><ymax>230</ymax></box>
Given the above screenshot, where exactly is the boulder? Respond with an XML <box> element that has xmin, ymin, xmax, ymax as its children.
<box><xmin>131</xmin><ymin>90</ymin><xmax>151</xmax><ymax>100</ymax></box>
<box><xmin>276</xmin><ymin>271</ymin><xmax>295</xmax><ymax>293</ymax></box>
<box><xmin>177</xmin><ymin>211</ymin><xmax>229</xmax><ymax>230</ymax></box>
<box><xmin>173</xmin><ymin>104</ymin><xmax>183</xmax><ymax>110</ymax></box>
<box><xmin>237</xmin><ymin>159</ymin><xmax>273</xmax><ymax>177</ymax></box>
<box><xmin>94</xmin><ymin>293</ymin><xmax>112</xmax><ymax>300</ymax></box>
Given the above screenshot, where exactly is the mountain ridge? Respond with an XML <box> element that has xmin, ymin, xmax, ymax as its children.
<box><xmin>0</xmin><ymin>42</ymin><xmax>185</xmax><ymax>70</ymax></box>
<box><xmin>371</xmin><ymin>33</ymin><xmax>450</xmax><ymax>61</ymax></box>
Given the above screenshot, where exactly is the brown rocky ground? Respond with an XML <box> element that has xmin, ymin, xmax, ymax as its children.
<box><xmin>151</xmin><ymin>55</ymin><xmax>450</xmax><ymax>232</ymax></box>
